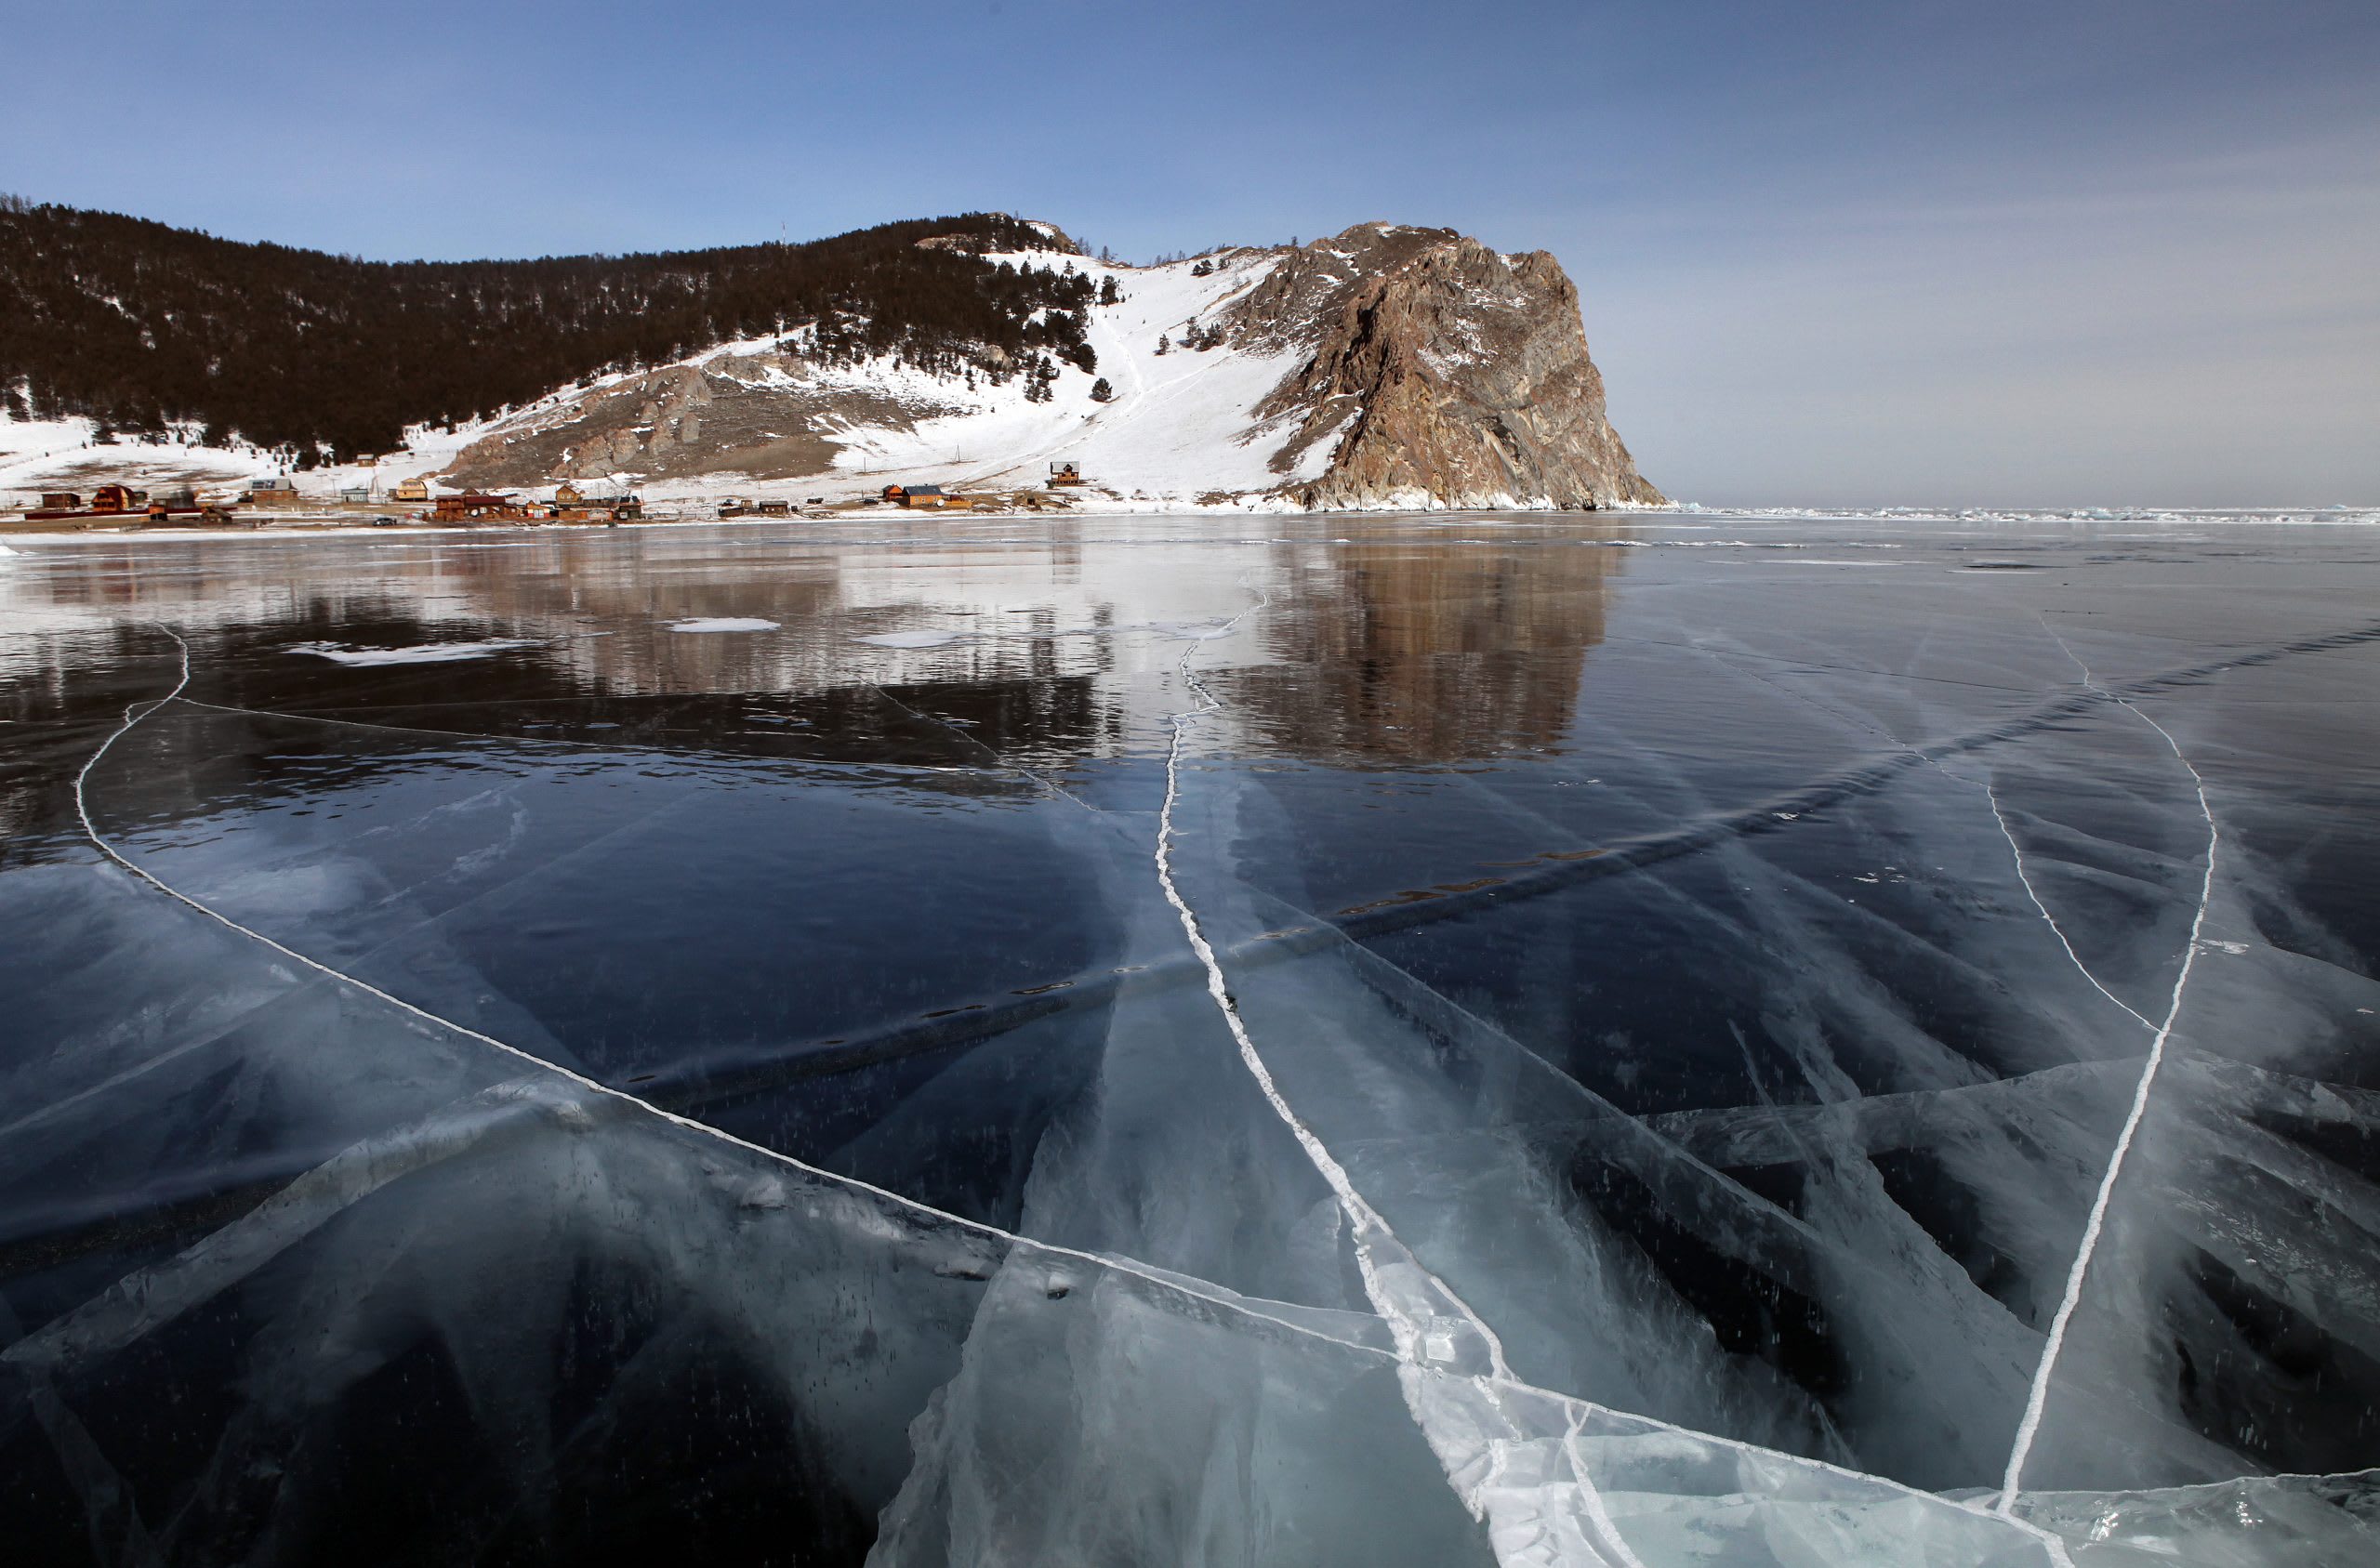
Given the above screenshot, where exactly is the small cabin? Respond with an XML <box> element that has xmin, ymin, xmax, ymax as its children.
<box><xmin>392</xmin><ymin>477</ymin><xmax>430</xmax><ymax>503</ymax></box>
<box><xmin>431</xmin><ymin>492</ymin><xmax>531</xmax><ymax>522</ymax></box>
<box><xmin>555</xmin><ymin>481</ymin><xmax>584</xmax><ymax>507</ymax></box>
<box><xmin>1049</xmin><ymin>462</ymin><xmax>1084</xmax><ymax>486</ymax></box>
<box><xmin>39</xmin><ymin>492</ymin><xmax>80</xmax><ymax>511</ymax></box>
<box><xmin>250</xmin><ymin>474</ymin><xmax>298</xmax><ymax>496</ymax></box>
<box><xmin>338</xmin><ymin>485</ymin><xmax>371</xmax><ymax>503</ymax></box>
<box><xmin>899</xmin><ymin>483</ymin><xmax>947</xmax><ymax>508</ymax></box>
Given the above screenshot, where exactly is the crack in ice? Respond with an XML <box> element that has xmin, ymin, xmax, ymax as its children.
<box><xmin>1150</xmin><ymin>595</ymin><xmax>1693</xmax><ymax>1568</ymax></box>
<box><xmin>1997</xmin><ymin>628</ymin><xmax>2224</xmax><ymax>1511</ymax></box>
<box><xmin>1152</xmin><ymin>589</ymin><xmax>1511</xmax><ymax>1369</ymax></box>
<box><xmin>1975</xmin><ymin>775</ymin><xmax>2158</xmax><ymax>1032</ymax></box>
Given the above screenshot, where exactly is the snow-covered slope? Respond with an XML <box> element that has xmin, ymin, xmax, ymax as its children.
<box><xmin>853</xmin><ymin>247</ymin><xmax>1318</xmax><ymax>503</ymax></box>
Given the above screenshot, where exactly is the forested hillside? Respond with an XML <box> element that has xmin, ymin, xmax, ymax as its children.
<box><xmin>0</xmin><ymin>200</ymin><xmax>1093</xmax><ymax>462</ymax></box>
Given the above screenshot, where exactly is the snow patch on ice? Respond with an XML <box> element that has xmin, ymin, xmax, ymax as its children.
<box><xmin>667</xmin><ymin>617</ymin><xmax>780</xmax><ymax>633</ymax></box>
<box><xmin>290</xmin><ymin>639</ymin><xmax>536</xmax><ymax>665</ymax></box>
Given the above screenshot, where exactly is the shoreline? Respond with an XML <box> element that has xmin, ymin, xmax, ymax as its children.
<box><xmin>4</xmin><ymin>501</ymin><xmax>2372</xmax><ymax>550</ymax></box>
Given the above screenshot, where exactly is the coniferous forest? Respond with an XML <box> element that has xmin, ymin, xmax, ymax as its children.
<box><xmin>0</xmin><ymin>200</ymin><xmax>1095</xmax><ymax>462</ymax></box>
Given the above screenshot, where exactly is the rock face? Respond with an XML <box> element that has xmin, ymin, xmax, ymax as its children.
<box><xmin>443</xmin><ymin>355</ymin><xmax>916</xmax><ymax>491</ymax></box>
<box><xmin>1239</xmin><ymin>224</ymin><xmax>1662</xmax><ymax>509</ymax></box>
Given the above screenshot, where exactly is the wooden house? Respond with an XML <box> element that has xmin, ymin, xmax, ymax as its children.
<box><xmin>431</xmin><ymin>492</ymin><xmax>532</xmax><ymax>522</ymax></box>
<box><xmin>555</xmin><ymin>481</ymin><xmax>585</xmax><ymax>507</ymax></box>
<box><xmin>899</xmin><ymin>483</ymin><xmax>948</xmax><ymax>508</ymax></box>
<box><xmin>1049</xmin><ymin>462</ymin><xmax>1084</xmax><ymax>486</ymax></box>
<box><xmin>392</xmin><ymin>477</ymin><xmax>430</xmax><ymax>503</ymax></box>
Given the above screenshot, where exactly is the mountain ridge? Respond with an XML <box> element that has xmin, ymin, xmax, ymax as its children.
<box><xmin>0</xmin><ymin>204</ymin><xmax>1660</xmax><ymax>512</ymax></box>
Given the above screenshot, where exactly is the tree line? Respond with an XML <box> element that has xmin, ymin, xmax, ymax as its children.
<box><xmin>0</xmin><ymin>198</ymin><xmax>1097</xmax><ymax>461</ymax></box>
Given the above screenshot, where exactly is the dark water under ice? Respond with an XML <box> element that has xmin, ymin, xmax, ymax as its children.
<box><xmin>2</xmin><ymin>510</ymin><xmax>2376</xmax><ymax>1565</ymax></box>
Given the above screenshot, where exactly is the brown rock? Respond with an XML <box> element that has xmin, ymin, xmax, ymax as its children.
<box><xmin>1241</xmin><ymin>224</ymin><xmax>1662</xmax><ymax>509</ymax></box>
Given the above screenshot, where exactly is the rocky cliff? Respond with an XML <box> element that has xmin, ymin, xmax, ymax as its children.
<box><xmin>1237</xmin><ymin>225</ymin><xmax>1662</xmax><ymax>509</ymax></box>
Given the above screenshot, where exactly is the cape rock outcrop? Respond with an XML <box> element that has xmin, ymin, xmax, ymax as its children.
<box><xmin>1236</xmin><ymin>225</ymin><xmax>1662</xmax><ymax>509</ymax></box>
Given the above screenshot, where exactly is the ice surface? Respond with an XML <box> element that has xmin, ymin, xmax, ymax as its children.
<box><xmin>669</xmin><ymin>616</ymin><xmax>783</xmax><ymax>632</ymax></box>
<box><xmin>853</xmin><ymin>628</ymin><xmax>972</xmax><ymax>648</ymax></box>
<box><xmin>2</xmin><ymin>509</ymin><xmax>2374</xmax><ymax>1564</ymax></box>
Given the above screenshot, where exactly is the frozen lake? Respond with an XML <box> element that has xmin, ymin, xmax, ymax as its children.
<box><xmin>3</xmin><ymin>510</ymin><xmax>2376</xmax><ymax>1564</ymax></box>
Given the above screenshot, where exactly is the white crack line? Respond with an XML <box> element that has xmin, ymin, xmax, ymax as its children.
<box><xmin>1998</xmin><ymin>627</ymin><xmax>2223</xmax><ymax>1509</ymax></box>
<box><xmin>1150</xmin><ymin>593</ymin><xmax>1676</xmax><ymax>1568</ymax></box>
<box><xmin>1152</xmin><ymin>588</ymin><xmax>1508</xmax><ymax>1372</ymax></box>
<box><xmin>1975</xmin><ymin>771</ymin><xmax>2158</xmax><ymax>1030</ymax></box>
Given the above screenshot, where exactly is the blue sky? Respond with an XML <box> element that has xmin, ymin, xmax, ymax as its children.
<box><xmin>4</xmin><ymin>0</ymin><xmax>2374</xmax><ymax>507</ymax></box>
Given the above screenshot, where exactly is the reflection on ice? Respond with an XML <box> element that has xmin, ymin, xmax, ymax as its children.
<box><xmin>3</xmin><ymin>511</ymin><xmax>2377</xmax><ymax>1563</ymax></box>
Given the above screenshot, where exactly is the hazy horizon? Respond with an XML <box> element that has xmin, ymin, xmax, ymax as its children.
<box><xmin>3</xmin><ymin>0</ymin><xmax>2373</xmax><ymax>510</ymax></box>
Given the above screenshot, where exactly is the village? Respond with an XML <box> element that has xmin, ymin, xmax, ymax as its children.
<box><xmin>1</xmin><ymin>462</ymin><xmax>1097</xmax><ymax>534</ymax></box>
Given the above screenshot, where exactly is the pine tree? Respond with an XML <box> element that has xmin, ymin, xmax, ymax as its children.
<box><xmin>1155</xmin><ymin>334</ymin><xmax>1170</xmax><ymax>356</ymax></box>
<box><xmin>1090</xmin><ymin>377</ymin><xmax>1114</xmax><ymax>403</ymax></box>
<box><xmin>1099</xmin><ymin>275</ymin><xmax>1119</xmax><ymax>306</ymax></box>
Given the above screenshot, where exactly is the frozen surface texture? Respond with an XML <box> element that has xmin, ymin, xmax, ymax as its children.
<box><xmin>1</xmin><ymin>509</ymin><xmax>2375</xmax><ymax>1565</ymax></box>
